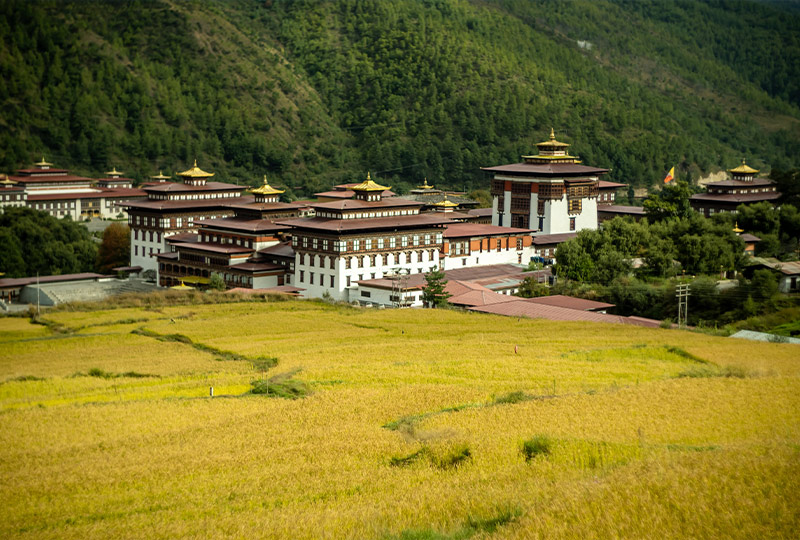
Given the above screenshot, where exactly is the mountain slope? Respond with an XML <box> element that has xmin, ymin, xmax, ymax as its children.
<box><xmin>0</xmin><ymin>0</ymin><xmax>798</xmax><ymax>195</ymax></box>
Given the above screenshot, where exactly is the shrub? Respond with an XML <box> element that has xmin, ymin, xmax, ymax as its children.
<box><xmin>521</xmin><ymin>435</ymin><xmax>552</xmax><ymax>461</ymax></box>
<box><xmin>429</xmin><ymin>443</ymin><xmax>471</xmax><ymax>469</ymax></box>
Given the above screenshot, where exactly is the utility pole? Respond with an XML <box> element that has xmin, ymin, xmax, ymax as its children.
<box><xmin>676</xmin><ymin>282</ymin><xmax>690</xmax><ymax>327</ymax></box>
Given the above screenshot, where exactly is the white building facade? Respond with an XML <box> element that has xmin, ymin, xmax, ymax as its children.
<box><xmin>483</xmin><ymin>130</ymin><xmax>608</xmax><ymax>235</ymax></box>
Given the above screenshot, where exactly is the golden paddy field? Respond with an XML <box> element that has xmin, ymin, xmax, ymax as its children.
<box><xmin>1</xmin><ymin>298</ymin><xmax>798</xmax><ymax>539</ymax></box>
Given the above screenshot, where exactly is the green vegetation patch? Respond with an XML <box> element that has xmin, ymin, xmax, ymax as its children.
<box><xmin>132</xmin><ymin>327</ymin><xmax>278</xmax><ymax>366</ymax></box>
<box><xmin>72</xmin><ymin>368</ymin><xmax>159</xmax><ymax>380</ymax></box>
<box><xmin>677</xmin><ymin>365</ymin><xmax>751</xmax><ymax>379</ymax></box>
<box><xmin>250</xmin><ymin>370</ymin><xmax>309</xmax><ymax>400</ymax></box>
<box><xmin>389</xmin><ymin>443</ymin><xmax>473</xmax><ymax>470</ymax></box>
<box><xmin>386</xmin><ymin>507</ymin><xmax>520</xmax><ymax>540</ymax></box>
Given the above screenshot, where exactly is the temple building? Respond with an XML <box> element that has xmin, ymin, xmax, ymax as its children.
<box><xmin>281</xmin><ymin>173</ymin><xmax>452</xmax><ymax>301</ymax></box>
<box><xmin>398</xmin><ymin>178</ymin><xmax>479</xmax><ymax>212</ymax></box>
<box><xmin>442</xmin><ymin>222</ymin><xmax>534</xmax><ymax>269</ymax></box>
<box><xmin>482</xmin><ymin>129</ymin><xmax>609</xmax><ymax>234</ymax></box>
<box><xmin>0</xmin><ymin>175</ymin><xmax>27</xmax><ymax>213</ymax></box>
<box><xmin>156</xmin><ymin>177</ymin><xmax>306</xmax><ymax>288</ymax></box>
<box><xmin>6</xmin><ymin>159</ymin><xmax>145</xmax><ymax>219</ymax></box>
<box><xmin>121</xmin><ymin>161</ymin><xmax>248</xmax><ymax>272</ymax></box>
<box><xmin>690</xmin><ymin>160</ymin><xmax>780</xmax><ymax>217</ymax></box>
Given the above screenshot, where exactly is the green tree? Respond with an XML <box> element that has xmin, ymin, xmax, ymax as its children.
<box><xmin>209</xmin><ymin>272</ymin><xmax>226</xmax><ymax>291</ymax></box>
<box><xmin>643</xmin><ymin>180</ymin><xmax>694</xmax><ymax>221</ymax></box>
<box><xmin>517</xmin><ymin>276</ymin><xmax>549</xmax><ymax>298</ymax></box>
<box><xmin>422</xmin><ymin>266</ymin><xmax>451</xmax><ymax>308</ymax></box>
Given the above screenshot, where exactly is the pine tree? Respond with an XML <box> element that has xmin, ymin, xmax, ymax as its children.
<box><xmin>422</xmin><ymin>266</ymin><xmax>451</xmax><ymax>308</ymax></box>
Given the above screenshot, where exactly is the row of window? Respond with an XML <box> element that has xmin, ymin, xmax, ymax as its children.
<box><xmin>293</xmin><ymin>232</ymin><xmax>443</xmax><ymax>252</ymax></box>
<box><xmin>708</xmin><ymin>187</ymin><xmax>775</xmax><ymax>194</ymax></box>
<box><xmin>299</xmin><ymin>250</ymin><xmax>438</xmax><ymax>269</ymax></box>
<box><xmin>315</xmin><ymin>208</ymin><xmax>419</xmax><ymax>220</ymax></box>
<box><xmin>32</xmin><ymin>201</ymin><xmax>76</xmax><ymax>210</ymax></box>
<box><xmin>132</xmin><ymin>213</ymin><xmax>233</xmax><ymax>228</ymax></box>
<box><xmin>201</xmin><ymin>233</ymin><xmax>255</xmax><ymax>248</ymax></box>
<box><xmin>1</xmin><ymin>194</ymin><xmax>24</xmax><ymax>201</ymax></box>
<box><xmin>134</xmin><ymin>230</ymin><xmax>163</xmax><ymax>243</ymax></box>
<box><xmin>149</xmin><ymin>191</ymin><xmax>239</xmax><ymax>201</ymax></box>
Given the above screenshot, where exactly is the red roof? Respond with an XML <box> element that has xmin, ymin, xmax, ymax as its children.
<box><xmin>532</xmin><ymin>232</ymin><xmax>577</xmax><ymax>245</ymax></box>
<box><xmin>14</xmin><ymin>168</ymin><xmax>69</xmax><ymax>175</ymax></box>
<box><xmin>598</xmin><ymin>180</ymin><xmax>627</xmax><ymax>189</ymax></box>
<box><xmin>26</xmin><ymin>187</ymin><xmax>147</xmax><ymax>201</ymax></box>
<box><xmin>118</xmin><ymin>197</ymin><xmax>250</xmax><ymax>211</ymax></box>
<box><xmin>470</xmin><ymin>300</ymin><xmax>659</xmax><ymax>327</ymax></box>
<box><xmin>525</xmin><ymin>294</ymin><xmax>614</xmax><ymax>311</ymax></box>
<box><xmin>231</xmin><ymin>262</ymin><xmax>285</xmax><ymax>272</ymax></box>
<box><xmin>178</xmin><ymin>243</ymin><xmax>253</xmax><ymax>255</ymax></box>
<box><xmin>598</xmin><ymin>205</ymin><xmax>646</xmax><ymax>215</ymax></box>
<box><xmin>315</xmin><ymin>189</ymin><xmax>396</xmax><ymax>199</ymax></box>
<box><xmin>704</xmin><ymin>177</ymin><xmax>775</xmax><ymax>188</ymax></box>
<box><xmin>0</xmin><ymin>272</ymin><xmax>108</xmax><ymax>289</ymax></box>
<box><xmin>312</xmin><ymin>198</ymin><xmax>421</xmax><ymax>211</ymax></box>
<box><xmin>690</xmin><ymin>192</ymin><xmax>780</xmax><ymax>204</ymax></box>
<box><xmin>446</xmin><ymin>281</ymin><xmax>513</xmax><ymax>307</ymax></box>
<box><xmin>481</xmin><ymin>163</ymin><xmax>608</xmax><ymax>176</ymax></box>
<box><xmin>194</xmin><ymin>218</ymin><xmax>290</xmax><ymax>234</ymax></box>
<box><xmin>11</xmin><ymin>175</ymin><xmax>94</xmax><ymax>184</ymax></box>
<box><xmin>279</xmin><ymin>213</ymin><xmax>452</xmax><ymax>233</ymax></box>
<box><xmin>144</xmin><ymin>181</ymin><xmax>245</xmax><ymax>193</ymax></box>
<box><xmin>468</xmin><ymin>208</ymin><xmax>493</xmax><ymax>217</ymax></box>
<box><xmin>258</xmin><ymin>242</ymin><xmax>295</xmax><ymax>258</ymax></box>
<box><xmin>356</xmin><ymin>264</ymin><xmax>534</xmax><ymax>291</ymax></box>
<box><xmin>445</xmin><ymin>222</ymin><xmax>531</xmax><ymax>238</ymax></box>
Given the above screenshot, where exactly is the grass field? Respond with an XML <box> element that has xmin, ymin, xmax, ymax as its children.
<box><xmin>1</xmin><ymin>298</ymin><xmax>798</xmax><ymax>539</ymax></box>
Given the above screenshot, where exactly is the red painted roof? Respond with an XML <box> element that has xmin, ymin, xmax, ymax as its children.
<box><xmin>481</xmin><ymin>163</ymin><xmax>608</xmax><ymax>176</ymax></box>
<box><xmin>525</xmin><ymin>294</ymin><xmax>614</xmax><ymax>311</ymax></box>
<box><xmin>0</xmin><ymin>273</ymin><xmax>108</xmax><ymax>289</ymax></box>
<box><xmin>598</xmin><ymin>205</ymin><xmax>646</xmax><ymax>215</ymax></box>
<box><xmin>532</xmin><ymin>232</ymin><xmax>578</xmax><ymax>245</ymax></box>
<box><xmin>258</xmin><ymin>242</ymin><xmax>295</xmax><ymax>258</ymax></box>
<box><xmin>11</xmin><ymin>174</ymin><xmax>93</xmax><ymax>184</ymax></box>
<box><xmin>194</xmin><ymin>218</ymin><xmax>290</xmax><ymax>234</ymax></box>
<box><xmin>470</xmin><ymin>300</ymin><xmax>659</xmax><ymax>327</ymax></box>
<box><xmin>312</xmin><ymin>198</ymin><xmax>421</xmax><ymax>211</ymax></box>
<box><xmin>144</xmin><ymin>181</ymin><xmax>245</xmax><ymax>193</ymax></box>
<box><xmin>704</xmin><ymin>177</ymin><xmax>775</xmax><ymax>188</ymax></box>
<box><xmin>468</xmin><ymin>208</ymin><xmax>493</xmax><ymax>217</ymax></box>
<box><xmin>445</xmin><ymin>222</ymin><xmax>531</xmax><ymax>238</ymax></box>
<box><xmin>118</xmin><ymin>197</ymin><xmax>249</xmax><ymax>211</ymax></box>
<box><xmin>178</xmin><ymin>243</ymin><xmax>253</xmax><ymax>255</ymax></box>
<box><xmin>690</xmin><ymin>192</ymin><xmax>780</xmax><ymax>203</ymax></box>
<box><xmin>315</xmin><ymin>189</ymin><xmax>396</xmax><ymax>199</ymax></box>
<box><xmin>279</xmin><ymin>213</ymin><xmax>452</xmax><ymax>233</ymax></box>
<box><xmin>598</xmin><ymin>180</ymin><xmax>627</xmax><ymax>189</ymax></box>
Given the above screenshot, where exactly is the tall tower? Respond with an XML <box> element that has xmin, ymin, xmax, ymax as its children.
<box><xmin>482</xmin><ymin>129</ymin><xmax>608</xmax><ymax>234</ymax></box>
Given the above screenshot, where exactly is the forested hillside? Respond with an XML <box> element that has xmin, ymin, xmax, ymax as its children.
<box><xmin>1</xmin><ymin>0</ymin><xmax>799</xmax><ymax>197</ymax></box>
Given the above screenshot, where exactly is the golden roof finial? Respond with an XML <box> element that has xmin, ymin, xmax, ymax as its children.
<box><xmin>433</xmin><ymin>194</ymin><xmax>459</xmax><ymax>208</ymax></box>
<box><xmin>178</xmin><ymin>161</ymin><xmax>214</xmax><ymax>178</ymax></box>
<box><xmin>251</xmin><ymin>175</ymin><xmax>284</xmax><ymax>195</ymax></box>
<box><xmin>351</xmin><ymin>172</ymin><xmax>390</xmax><ymax>192</ymax></box>
<box><xmin>35</xmin><ymin>156</ymin><xmax>53</xmax><ymax>167</ymax></box>
<box><xmin>550</xmin><ymin>127</ymin><xmax>555</xmax><ymax>140</ymax></box>
<box><xmin>733</xmin><ymin>222</ymin><xmax>744</xmax><ymax>234</ymax></box>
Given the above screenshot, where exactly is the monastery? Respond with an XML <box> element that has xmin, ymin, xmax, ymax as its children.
<box><xmin>690</xmin><ymin>160</ymin><xmax>780</xmax><ymax>217</ymax></box>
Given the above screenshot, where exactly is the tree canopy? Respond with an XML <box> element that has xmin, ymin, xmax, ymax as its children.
<box><xmin>0</xmin><ymin>207</ymin><xmax>97</xmax><ymax>278</ymax></box>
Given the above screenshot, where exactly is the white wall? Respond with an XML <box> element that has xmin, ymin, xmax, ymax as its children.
<box><xmin>442</xmin><ymin>244</ymin><xmax>533</xmax><ymax>270</ymax></box>
<box><xmin>296</xmin><ymin>250</ymin><xmax>441</xmax><ymax>301</ymax></box>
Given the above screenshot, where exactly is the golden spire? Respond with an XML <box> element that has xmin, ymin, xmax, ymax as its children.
<box><xmin>0</xmin><ymin>174</ymin><xmax>14</xmax><ymax>186</ymax></box>
<box><xmin>105</xmin><ymin>167</ymin><xmax>123</xmax><ymax>177</ymax></box>
<box><xmin>35</xmin><ymin>156</ymin><xmax>53</xmax><ymax>167</ymax></box>
<box><xmin>177</xmin><ymin>160</ymin><xmax>214</xmax><ymax>178</ymax></box>
<box><xmin>733</xmin><ymin>222</ymin><xmax>744</xmax><ymax>234</ymax></box>
<box><xmin>251</xmin><ymin>175</ymin><xmax>285</xmax><ymax>195</ymax></box>
<box><xmin>417</xmin><ymin>177</ymin><xmax>434</xmax><ymax>190</ymax></box>
<box><xmin>433</xmin><ymin>194</ymin><xmax>459</xmax><ymax>208</ymax></box>
<box><xmin>550</xmin><ymin>127</ymin><xmax>555</xmax><ymax>140</ymax></box>
<box><xmin>151</xmin><ymin>170</ymin><xmax>171</xmax><ymax>180</ymax></box>
<box><xmin>729</xmin><ymin>159</ymin><xmax>759</xmax><ymax>175</ymax></box>
<box><xmin>351</xmin><ymin>171</ymin><xmax>390</xmax><ymax>192</ymax></box>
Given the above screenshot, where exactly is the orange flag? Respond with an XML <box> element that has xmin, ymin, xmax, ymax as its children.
<box><xmin>663</xmin><ymin>166</ymin><xmax>675</xmax><ymax>183</ymax></box>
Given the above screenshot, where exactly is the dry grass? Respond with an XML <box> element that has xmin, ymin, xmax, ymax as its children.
<box><xmin>1</xmin><ymin>300</ymin><xmax>798</xmax><ymax>539</ymax></box>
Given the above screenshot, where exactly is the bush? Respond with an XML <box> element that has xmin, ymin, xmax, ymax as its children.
<box><xmin>521</xmin><ymin>435</ymin><xmax>552</xmax><ymax>461</ymax></box>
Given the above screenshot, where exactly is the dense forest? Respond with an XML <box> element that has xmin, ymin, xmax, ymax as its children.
<box><xmin>1</xmin><ymin>0</ymin><xmax>799</xmax><ymax>198</ymax></box>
